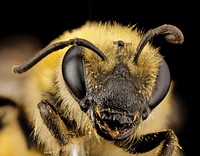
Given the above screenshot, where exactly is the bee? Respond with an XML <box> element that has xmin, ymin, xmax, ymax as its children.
<box><xmin>7</xmin><ymin>21</ymin><xmax>184</xmax><ymax>156</ymax></box>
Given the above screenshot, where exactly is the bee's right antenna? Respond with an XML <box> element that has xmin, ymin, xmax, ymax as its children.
<box><xmin>133</xmin><ymin>24</ymin><xmax>184</xmax><ymax>63</ymax></box>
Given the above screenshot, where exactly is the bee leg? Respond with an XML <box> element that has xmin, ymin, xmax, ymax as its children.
<box><xmin>37</xmin><ymin>99</ymin><xmax>76</xmax><ymax>155</ymax></box>
<box><xmin>115</xmin><ymin>129</ymin><xmax>182</xmax><ymax>155</ymax></box>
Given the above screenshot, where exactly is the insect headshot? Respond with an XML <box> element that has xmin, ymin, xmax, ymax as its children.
<box><xmin>0</xmin><ymin>19</ymin><xmax>186</xmax><ymax>156</ymax></box>
<box><xmin>2</xmin><ymin>1</ymin><xmax>194</xmax><ymax>155</ymax></box>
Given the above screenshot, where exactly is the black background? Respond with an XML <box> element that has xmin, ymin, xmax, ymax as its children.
<box><xmin>0</xmin><ymin>1</ymin><xmax>198</xmax><ymax>155</ymax></box>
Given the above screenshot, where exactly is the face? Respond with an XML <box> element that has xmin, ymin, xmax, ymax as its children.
<box><xmin>82</xmin><ymin>64</ymin><xmax>151</xmax><ymax>141</ymax></box>
<box><xmin>78</xmin><ymin>56</ymin><xmax>150</xmax><ymax>140</ymax></box>
<box><xmin>61</xmin><ymin>39</ymin><xmax>171</xmax><ymax>142</ymax></box>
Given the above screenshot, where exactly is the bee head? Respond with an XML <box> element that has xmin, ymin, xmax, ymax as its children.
<box><xmin>61</xmin><ymin>24</ymin><xmax>183</xmax><ymax>140</ymax></box>
<box><xmin>12</xmin><ymin>24</ymin><xmax>183</xmax><ymax>141</ymax></box>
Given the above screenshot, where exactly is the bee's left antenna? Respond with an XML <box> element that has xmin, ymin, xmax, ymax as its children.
<box><xmin>12</xmin><ymin>38</ymin><xmax>106</xmax><ymax>74</ymax></box>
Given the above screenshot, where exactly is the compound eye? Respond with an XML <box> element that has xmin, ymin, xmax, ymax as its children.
<box><xmin>149</xmin><ymin>60</ymin><xmax>171</xmax><ymax>109</ymax></box>
<box><xmin>62</xmin><ymin>46</ymin><xmax>86</xmax><ymax>99</ymax></box>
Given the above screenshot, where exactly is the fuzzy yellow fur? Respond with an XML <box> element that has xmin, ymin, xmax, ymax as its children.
<box><xmin>2</xmin><ymin>21</ymin><xmax>184</xmax><ymax>156</ymax></box>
